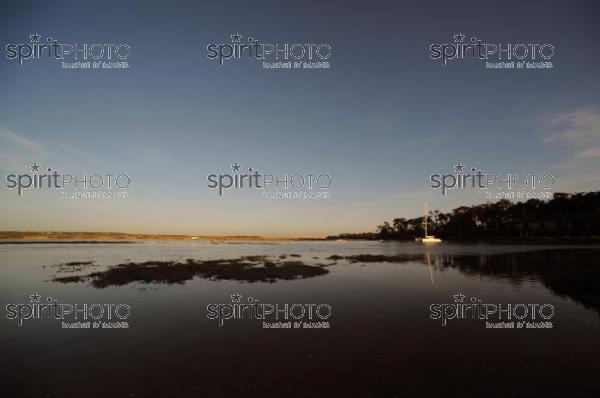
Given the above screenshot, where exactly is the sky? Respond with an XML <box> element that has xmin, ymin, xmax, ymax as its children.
<box><xmin>0</xmin><ymin>0</ymin><xmax>599</xmax><ymax>237</ymax></box>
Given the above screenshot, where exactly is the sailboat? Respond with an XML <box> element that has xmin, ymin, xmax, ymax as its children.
<box><xmin>415</xmin><ymin>203</ymin><xmax>442</xmax><ymax>244</ymax></box>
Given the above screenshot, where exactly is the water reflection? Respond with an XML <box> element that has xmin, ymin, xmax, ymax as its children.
<box><xmin>48</xmin><ymin>248</ymin><xmax>600</xmax><ymax>319</ymax></box>
<box><xmin>2</xmin><ymin>242</ymin><xmax>600</xmax><ymax>397</ymax></box>
<box><xmin>430</xmin><ymin>249</ymin><xmax>600</xmax><ymax>316</ymax></box>
<box><xmin>330</xmin><ymin>249</ymin><xmax>600</xmax><ymax>317</ymax></box>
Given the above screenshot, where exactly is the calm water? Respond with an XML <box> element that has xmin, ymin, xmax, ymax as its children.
<box><xmin>1</xmin><ymin>241</ymin><xmax>599</xmax><ymax>397</ymax></box>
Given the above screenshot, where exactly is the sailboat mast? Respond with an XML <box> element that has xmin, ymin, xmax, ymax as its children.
<box><xmin>424</xmin><ymin>203</ymin><xmax>428</xmax><ymax>237</ymax></box>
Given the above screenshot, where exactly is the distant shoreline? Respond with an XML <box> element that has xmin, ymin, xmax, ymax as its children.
<box><xmin>1</xmin><ymin>231</ymin><xmax>598</xmax><ymax>245</ymax></box>
<box><xmin>0</xmin><ymin>240</ymin><xmax>137</xmax><ymax>244</ymax></box>
<box><xmin>0</xmin><ymin>231</ymin><xmax>324</xmax><ymax>241</ymax></box>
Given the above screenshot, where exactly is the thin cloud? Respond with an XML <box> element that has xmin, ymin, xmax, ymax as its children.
<box><xmin>575</xmin><ymin>146</ymin><xmax>600</xmax><ymax>159</ymax></box>
<box><xmin>541</xmin><ymin>105</ymin><xmax>600</xmax><ymax>191</ymax></box>
<box><xmin>0</xmin><ymin>127</ymin><xmax>46</xmax><ymax>155</ymax></box>
<box><xmin>543</xmin><ymin>105</ymin><xmax>600</xmax><ymax>147</ymax></box>
<box><xmin>0</xmin><ymin>154</ymin><xmax>24</xmax><ymax>171</ymax></box>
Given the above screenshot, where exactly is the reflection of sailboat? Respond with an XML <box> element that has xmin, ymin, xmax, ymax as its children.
<box><xmin>415</xmin><ymin>203</ymin><xmax>442</xmax><ymax>244</ymax></box>
<box><xmin>425</xmin><ymin>252</ymin><xmax>434</xmax><ymax>284</ymax></box>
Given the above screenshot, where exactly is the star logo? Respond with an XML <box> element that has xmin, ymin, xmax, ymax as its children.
<box><xmin>454</xmin><ymin>163</ymin><xmax>465</xmax><ymax>172</ymax></box>
<box><xmin>29</xmin><ymin>293</ymin><xmax>41</xmax><ymax>303</ymax></box>
<box><xmin>30</xmin><ymin>33</ymin><xmax>41</xmax><ymax>43</ymax></box>
<box><xmin>231</xmin><ymin>162</ymin><xmax>241</xmax><ymax>172</ymax></box>
<box><xmin>30</xmin><ymin>163</ymin><xmax>40</xmax><ymax>172</ymax></box>
<box><xmin>453</xmin><ymin>33</ymin><xmax>465</xmax><ymax>43</ymax></box>
<box><xmin>230</xmin><ymin>293</ymin><xmax>242</xmax><ymax>303</ymax></box>
<box><xmin>453</xmin><ymin>293</ymin><xmax>465</xmax><ymax>303</ymax></box>
<box><xmin>231</xmin><ymin>33</ymin><xmax>242</xmax><ymax>43</ymax></box>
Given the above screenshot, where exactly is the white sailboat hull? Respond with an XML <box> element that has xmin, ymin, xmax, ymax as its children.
<box><xmin>421</xmin><ymin>236</ymin><xmax>441</xmax><ymax>243</ymax></box>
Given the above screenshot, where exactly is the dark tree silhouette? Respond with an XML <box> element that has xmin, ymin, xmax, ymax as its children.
<box><xmin>327</xmin><ymin>192</ymin><xmax>600</xmax><ymax>240</ymax></box>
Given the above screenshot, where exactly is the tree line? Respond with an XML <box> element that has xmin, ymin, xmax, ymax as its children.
<box><xmin>327</xmin><ymin>192</ymin><xmax>600</xmax><ymax>240</ymax></box>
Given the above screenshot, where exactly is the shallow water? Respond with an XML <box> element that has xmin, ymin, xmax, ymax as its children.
<box><xmin>1</xmin><ymin>241</ymin><xmax>599</xmax><ymax>397</ymax></box>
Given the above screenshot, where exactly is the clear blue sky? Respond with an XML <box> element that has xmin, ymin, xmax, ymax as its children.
<box><xmin>1</xmin><ymin>0</ymin><xmax>599</xmax><ymax>236</ymax></box>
